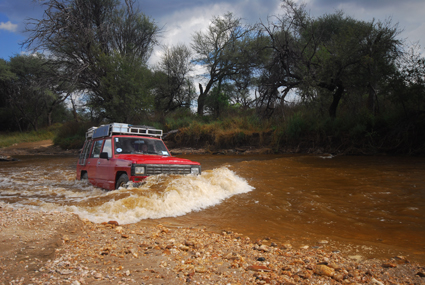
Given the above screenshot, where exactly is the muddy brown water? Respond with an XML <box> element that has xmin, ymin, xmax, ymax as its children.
<box><xmin>0</xmin><ymin>154</ymin><xmax>424</xmax><ymax>264</ymax></box>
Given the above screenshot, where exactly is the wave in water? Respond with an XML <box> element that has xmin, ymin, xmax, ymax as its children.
<box><xmin>40</xmin><ymin>167</ymin><xmax>254</xmax><ymax>224</ymax></box>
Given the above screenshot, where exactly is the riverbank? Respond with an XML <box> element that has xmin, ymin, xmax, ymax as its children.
<box><xmin>1</xmin><ymin>204</ymin><xmax>424</xmax><ymax>285</ymax></box>
<box><xmin>0</xmin><ymin>140</ymin><xmax>79</xmax><ymax>157</ymax></box>
<box><xmin>0</xmin><ymin>140</ymin><xmax>273</xmax><ymax>158</ymax></box>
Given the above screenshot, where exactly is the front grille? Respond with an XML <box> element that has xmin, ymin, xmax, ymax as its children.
<box><xmin>145</xmin><ymin>164</ymin><xmax>192</xmax><ymax>175</ymax></box>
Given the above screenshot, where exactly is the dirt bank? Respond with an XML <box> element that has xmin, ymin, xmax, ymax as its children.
<box><xmin>0</xmin><ymin>140</ymin><xmax>79</xmax><ymax>158</ymax></box>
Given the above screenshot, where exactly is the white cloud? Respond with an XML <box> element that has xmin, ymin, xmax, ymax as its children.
<box><xmin>0</xmin><ymin>21</ymin><xmax>18</xmax><ymax>32</ymax></box>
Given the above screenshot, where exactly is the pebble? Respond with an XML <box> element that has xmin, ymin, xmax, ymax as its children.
<box><xmin>372</xmin><ymin>277</ymin><xmax>385</xmax><ymax>285</ymax></box>
<box><xmin>314</xmin><ymin>264</ymin><xmax>335</xmax><ymax>277</ymax></box>
<box><xmin>94</xmin><ymin>272</ymin><xmax>102</xmax><ymax>279</ymax></box>
<box><xmin>195</xmin><ymin>266</ymin><xmax>207</xmax><ymax>273</ymax></box>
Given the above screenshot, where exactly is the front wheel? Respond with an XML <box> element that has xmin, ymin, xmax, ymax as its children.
<box><xmin>115</xmin><ymin>173</ymin><xmax>129</xmax><ymax>189</ymax></box>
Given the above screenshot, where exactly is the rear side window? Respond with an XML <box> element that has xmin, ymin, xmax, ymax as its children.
<box><xmin>91</xmin><ymin>140</ymin><xmax>103</xmax><ymax>158</ymax></box>
<box><xmin>78</xmin><ymin>139</ymin><xmax>92</xmax><ymax>165</ymax></box>
<box><xmin>102</xmin><ymin>139</ymin><xmax>112</xmax><ymax>158</ymax></box>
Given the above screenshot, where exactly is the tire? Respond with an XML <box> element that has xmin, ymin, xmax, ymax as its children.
<box><xmin>81</xmin><ymin>172</ymin><xmax>88</xmax><ymax>180</ymax></box>
<box><xmin>115</xmin><ymin>173</ymin><xmax>129</xmax><ymax>189</ymax></box>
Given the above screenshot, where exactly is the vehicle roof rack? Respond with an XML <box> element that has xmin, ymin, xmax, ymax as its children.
<box><xmin>86</xmin><ymin>123</ymin><xmax>163</xmax><ymax>139</ymax></box>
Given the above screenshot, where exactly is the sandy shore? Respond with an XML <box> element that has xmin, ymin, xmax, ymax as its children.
<box><xmin>1</xmin><ymin>204</ymin><xmax>424</xmax><ymax>285</ymax></box>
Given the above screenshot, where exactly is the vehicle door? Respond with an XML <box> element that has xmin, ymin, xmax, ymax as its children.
<box><xmin>96</xmin><ymin>138</ymin><xmax>115</xmax><ymax>190</ymax></box>
<box><xmin>86</xmin><ymin>139</ymin><xmax>103</xmax><ymax>186</ymax></box>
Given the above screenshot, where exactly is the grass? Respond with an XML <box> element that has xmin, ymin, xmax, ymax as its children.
<box><xmin>0</xmin><ymin>125</ymin><xmax>59</xmax><ymax>148</ymax></box>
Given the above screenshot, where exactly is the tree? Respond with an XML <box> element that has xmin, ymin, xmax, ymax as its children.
<box><xmin>0</xmin><ymin>55</ymin><xmax>74</xmax><ymax>131</ymax></box>
<box><xmin>388</xmin><ymin>45</ymin><xmax>425</xmax><ymax>115</ymax></box>
<box><xmin>23</xmin><ymin>0</ymin><xmax>160</xmax><ymax>122</ymax></box>
<box><xmin>191</xmin><ymin>13</ymin><xmax>259</xmax><ymax>116</ymax></box>
<box><xmin>3</xmin><ymin>55</ymin><xmax>53</xmax><ymax>131</ymax></box>
<box><xmin>88</xmin><ymin>52</ymin><xmax>154</xmax><ymax>123</ymax></box>
<box><xmin>259</xmin><ymin>0</ymin><xmax>402</xmax><ymax>118</ymax></box>
<box><xmin>154</xmin><ymin>44</ymin><xmax>195</xmax><ymax>113</ymax></box>
<box><xmin>205</xmin><ymin>85</ymin><xmax>230</xmax><ymax>118</ymax></box>
<box><xmin>0</xmin><ymin>59</ymin><xmax>18</xmax><ymax>131</ymax></box>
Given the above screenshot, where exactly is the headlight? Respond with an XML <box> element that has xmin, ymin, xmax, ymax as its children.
<box><xmin>191</xmin><ymin>167</ymin><xmax>200</xmax><ymax>175</ymax></box>
<box><xmin>134</xmin><ymin>166</ymin><xmax>145</xmax><ymax>175</ymax></box>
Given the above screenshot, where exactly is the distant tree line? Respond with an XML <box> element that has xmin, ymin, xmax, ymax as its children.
<box><xmin>1</xmin><ymin>0</ymin><xmax>424</xmax><ymax>142</ymax></box>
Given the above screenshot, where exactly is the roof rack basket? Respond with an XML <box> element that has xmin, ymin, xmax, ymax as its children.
<box><xmin>86</xmin><ymin>123</ymin><xmax>163</xmax><ymax>139</ymax></box>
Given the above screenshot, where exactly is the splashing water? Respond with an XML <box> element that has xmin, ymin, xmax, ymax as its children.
<box><xmin>0</xmin><ymin>163</ymin><xmax>253</xmax><ymax>224</ymax></box>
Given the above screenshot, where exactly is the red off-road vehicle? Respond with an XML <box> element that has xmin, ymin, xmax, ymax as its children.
<box><xmin>76</xmin><ymin>123</ymin><xmax>201</xmax><ymax>190</ymax></box>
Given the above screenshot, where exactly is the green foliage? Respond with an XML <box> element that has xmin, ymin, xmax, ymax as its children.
<box><xmin>89</xmin><ymin>52</ymin><xmax>154</xmax><ymax>123</ymax></box>
<box><xmin>0</xmin><ymin>54</ymin><xmax>72</xmax><ymax>132</ymax></box>
<box><xmin>163</xmin><ymin>109</ymin><xmax>198</xmax><ymax>131</ymax></box>
<box><xmin>53</xmin><ymin>121</ymin><xmax>96</xmax><ymax>149</ymax></box>
<box><xmin>284</xmin><ymin>112</ymin><xmax>310</xmax><ymax>140</ymax></box>
<box><xmin>205</xmin><ymin>86</ymin><xmax>230</xmax><ymax>117</ymax></box>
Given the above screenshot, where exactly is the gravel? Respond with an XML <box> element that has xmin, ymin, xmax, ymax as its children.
<box><xmin>1</xmin><ymin>203</ymin><xmax>425</xmax><ymax>284</ymax></box>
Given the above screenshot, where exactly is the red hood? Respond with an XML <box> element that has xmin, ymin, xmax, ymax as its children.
<box><xmin>115</xmin><ymin>154</ymin><xmax>200</xmax><ymax>165</ymax></box>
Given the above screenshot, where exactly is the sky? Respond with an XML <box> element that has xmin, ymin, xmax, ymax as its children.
<box><xmin>0</xmin><ymin>0</ymin><xmax>424</xmax><ymax>65</ymax></box>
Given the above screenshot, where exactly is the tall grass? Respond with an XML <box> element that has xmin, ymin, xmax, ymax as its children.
<box><xmin>0</xmin><ymin>124</ymin><xmax>60</xmax><ymax>148</ymax></box>
<box><xmin>173</xmin><ymin>113</ymin><xmax>273</xmax><ymax>149</ymax></box>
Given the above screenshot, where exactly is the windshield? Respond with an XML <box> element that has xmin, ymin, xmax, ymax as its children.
<box><xmin>113</xmin><ymin>137</ymin><xmax>170</xmax><ymax>156</ymax></box>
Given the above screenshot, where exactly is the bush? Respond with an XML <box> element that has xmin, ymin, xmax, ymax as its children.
<box><xmin>53</xmin><ymin>121</ymin><xmax>95</xmax><ymax>149</ymax></box>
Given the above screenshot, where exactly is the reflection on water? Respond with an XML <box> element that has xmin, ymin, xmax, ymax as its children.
<box><xmin>0</xmin><ymin>154</ymin><xmax>424</xmax><ymax>263</ymax></box>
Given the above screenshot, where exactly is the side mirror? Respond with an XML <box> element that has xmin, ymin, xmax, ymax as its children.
<box><xmin>100</xmin><ymin>152</ymin><xmax>109</xmax><ymax>160</ymax></box>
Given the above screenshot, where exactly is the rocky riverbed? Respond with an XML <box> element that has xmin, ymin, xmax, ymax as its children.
<box><xmin>1</xmin><ymin>204</ymin><xmax>424</xmax><ymax>285</ymax></box>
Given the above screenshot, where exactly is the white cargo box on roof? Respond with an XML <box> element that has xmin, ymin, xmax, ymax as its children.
<box><xmin>86</xmin><ymin>123</ymin><xmax>163</xmax><ymax>139</ymax></box>
<box><xmin>86</xmin><ymin>126</ymin><xmax>98</xmax><ymax>139</ymax></box>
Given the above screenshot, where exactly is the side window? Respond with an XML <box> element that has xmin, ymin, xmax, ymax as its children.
<box><xmin>102</xmin><ymin>139</ymin><xmax>112</xmax><ymax>158</ymax></box>
<box><xmin>91</xmin><ymin>140</ymin><xmax>103</xmax><ymax>158</ymax></box>
<box><xmin>78</xmin><ymin>139</ymin><xmax>92</xmax><ymax>164</ymax></box>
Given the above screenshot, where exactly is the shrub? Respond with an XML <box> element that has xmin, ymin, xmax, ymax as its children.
<box><xmin>53</xmin><ymin>121</ymin><xmax>95</xmax><ymax>149</ymax></box>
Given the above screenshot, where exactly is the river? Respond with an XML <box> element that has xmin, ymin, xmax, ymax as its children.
<box><xmin>0</xmin><ymin>154</ymin><xmax>424</xmax><ymax>264</ymax></box>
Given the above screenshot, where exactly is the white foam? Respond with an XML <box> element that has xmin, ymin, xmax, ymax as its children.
<box><xmin>45</xmin><ymin>167</ymin><xmax>254</xmax><ymax>224</ymax></box>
